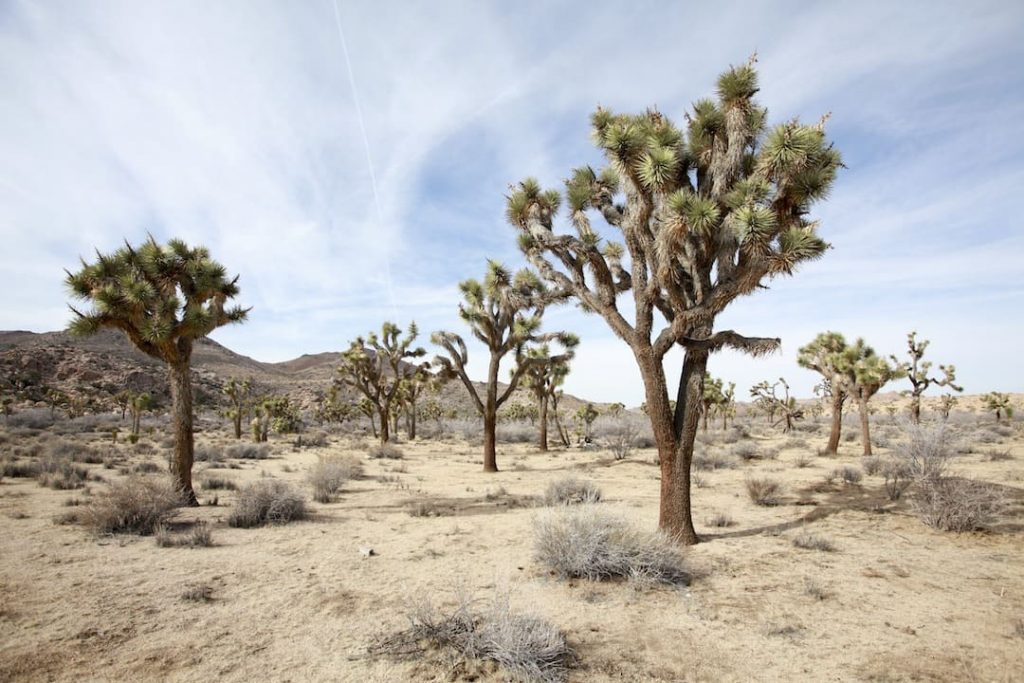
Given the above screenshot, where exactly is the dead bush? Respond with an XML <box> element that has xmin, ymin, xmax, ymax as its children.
<box><xmin>912</xmin><ymin>477</ymin><xmax>1006</xmax><ymax>532</ymax></box>
<box><xmin>83</xmin><ymin>476</ymin><xmax>183</xmax><ymax>535</ymax></box>
<box><xmin>898</xmin><ymin>423</ymin><xmax>955</xmax><ymax>480</ymax></box>
<box><xmin>543</xmin><ymin>477</ymin><xmax>601</xmax><ymax>506</ymax></box>
<box><xmin>745</xmin><ymin>476</ymin><xmax>783</xmax><ymax>506</ymax></box>
<box><xmin>883</xmin><ymin>460</ymin><xmax>912</xmax><ymax>501</ymax></box>
<box><xmin>532</xmin><ymin>507</ymin><xmax>689</xmax><ymax>585</ymax></box>
<box><xmin>307</xmin><ymin>454</ymin><xmax>363</xmax><ymax>503</ymax></box>
<box><xmin>227</xmin><ymin>480</ymin><xmax>306</xmax><ymax>527</ymax></box>
<box><xmin>367</xmin><ymin>443</ymin><xmax>404</xmax><ymax>460</ymax></box>
<box><xmin>369</xmin><ymin>590</ymin><xmax>575</xmax><ymax>683</ymax></box>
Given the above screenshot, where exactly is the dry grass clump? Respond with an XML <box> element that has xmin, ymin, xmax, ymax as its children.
<box><xmin>883</xmin><ymin>459</ymin><xmax>912</xmax><ymax>501</ymax></box>
<box><xmin>828</xmin><ymin>465</ymin><xmax>863</xmax><ymax>485</ymax></box>
<box><xmin>369</xmin><ymin>591</ymin><xmax>575</xmax><ymax>683</ymax></box>
<box><xmin>912</xmin><ymin>477</ymin><xmax>1006</xmax><ymax>532</ymax></box>
<box><xmin>200</xmin><ymin>475</ymin><xmax>237</xmax><ymax>491</ymax></box>
<box><xmin>792</xmin><ymin>531</ymin><xmax>836</xmax><ymax>552</ymax></box>
<box><xmin>706</xmin><ymin>512</ymin><xmax>735</xmax><ymax>528</ymax></box>
<box><xmin>307</xmin><ymin>454</ymin><xmax>363</xmax><ymax>503</ymax></box>
<box><xmin>532</xmin><ymin>507</ymin><xmax>690</xmax><ymax>586</ymax></box>
<box><xmin>692</xmin><ymin>451</ymin><xmax>736</xmax><ymax>471</ymax></box>
<box><xmin>227</xmin><ymin>480</ymin><xmax>306</xmax><ymax>528</ymax></box>
<box><xmin>181</xmin><ymin>582</ymin><xmax>215</xmax><ymax>603</ymax></box>
<box><xmin>36</xmin><ymin>455</ymin><xmax>91</xmax><ymax>490</ymax></box>
<box><xmin>367</xmin><ymin>443</ymin><xmax>404</xmax><ymax>459</ymax></box>
<box><xmin>225</xmin><ymin>443</ymin><xmax>270</xmax><ymax>460</ymax></box>
<box><xmin>543</xmin><ymin>477</ymin><xmax>601</xmax><ymax>506</ymax></box>
<box><xmin>983</xmin><ymin>448</ymin><xmax>1014</xmax><ymax>462</ymax></box>
<box><xmin>745</xmin><ymin>476</ymin><xmax>783</xmax><ymax>506</ymax></box>
<box><xmin>83</xmin><ymin>476</ymin><xmax>183</xmax><ymax>535</ymax></box>
<box><xmin>155</xmin><ymin>522</ymin><xmax>214</xmax><ymax>548</ymax></box>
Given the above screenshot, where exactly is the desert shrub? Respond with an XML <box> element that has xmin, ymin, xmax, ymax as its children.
<box><xmin>155</xmin><ymin>522</ymin><xmax>214</xmax><ymax>548</ymax></box>
<box><xmin>706</xmin><ymin>512</ymin><xmax>734</xmax><ymax>528</ymax></box>
<box><xmin>36</xmin><ymin>455</ymin><xmax>90</xmax><ymax>490</ymax></box>
<box><xmin>983</xmin><ymin>449</ymin><xmax>1013</xmax><ymax>462</ymax></box>
<box><xmin>293</xmin><ymin>431</ymin><xmax>329</xmax><ymax>449</ymax></box>
<box><xmin>793</xmin><ymin>452</ymin><xmax>813</xmax><ymax>468</ymax></box>
<box><xmin>912</xmin><ymin>477</ymin><xmax>1006</xmax><ymax>532</ymax></box>
<box><xmin>1</xmin><ymin>459</ymin><xmax>40</xmax><ymax>478</ymax></box>
<box><xmin>842</xmin><ymin>431</ymin><xmax>857</xmax><ymax>443</ymax></box>
<box><xmin>496</xmin><ymin>422</ymin><xmax>535</xmax><ymax>444</ymax></box>
<box><xmin>606</xmin><ymin>421</ymin><xmax>638</xmax><ymax>460</ymax></box>
<box><xmin>83</xmin><ymin>476</ymin><xmax>183</xmax><ymax>534</ymax></box>
<box><xmin>731</xmin><ymin>442</ymin><xmax>762</xmax><ymax>461</ymax></box>
<box><xmin>367</xmin><ymin>443</ymin><xmax>404</xmax><ymax>460</ymax></box>
<box><xmin>181</xmin><ymin>582</ymin><xmax>215</xmax><ymax>602</ymax></box>
<box><xmin>5</xmin><ymin>409</ymin><xmax>55</xmax><ymax>430</ymax></box>
<box><xmin>782</xmin><ymin>437</ymin><xmax>809</xmax><ymax>450</ymax></box>
<box><xmin>228</xmin><ymin>480</ymin><xmax>306</xmax><ymax>527</ymax></box>
<box><xmin>792</xmin><ymin>531</ymin><xmax>836</xmax><ymax>552</ymax></box>
<box><xmin>369</xmin><ymin>591</ymin><xmax>575</xmax><ymax>683</ymax></box>
<box><xmin>862</xmin><ymin>456</ymin><xmax>884</xmax><ymax>476</ymax></box>
<box><xmin>543</xmin><ymin>477</ymin><xmax>601</xmax><ymax>506</ymax></box>
<box><xmin>307</xmin><ymin>454</ymin><xmax>363</xmax><ymax>503</ymax></box>
<box><xmin>194</xmin><ymin>445</ymin><xmax>224</xmax><ymax>463</ymax></box>
<box><xmin>897</xmin><ymin>423</ymin><xmax>957</xmax><ymax>481</ymax></box>
<box><xmin>692</xmin><ymin>451</ymin><xmax>736</xmax><ymax>471</ymax></box>
<box><xmin>52</xmin><ymin>441</ymin><xmax>105</xmax><ymax>464</ymax></box>
<box><xmin>200</xmin><ymin>475</ymin><xmax>237</xmax><ymax>491</ymax></box>
<box><xmin>532</xmin><ymin>507</ymin><xmax>690</xmax><ymax>585</ymax></box>
<box><xmin>831</xmin><ymin>466</ymin><xmax>863</xmax><ymax>485</ymax></box>
<box><xmin>745</xmin><ymin>476</ymin><xmax>783</xmax><ymax>506</ymax></box>
<box><xmin>883</xmin><ymin>460</ymin><xmax>913</xmax><ymax>501</ymax></box>
<box><xmin>132</xmin><ymin>461</ymin><xmax>161</xmax><ymax>474</ymax></box>
<box><xmin>225</xmin><ymin>443</ymin><xmax>270</xmax><ymax>460</ymax></box>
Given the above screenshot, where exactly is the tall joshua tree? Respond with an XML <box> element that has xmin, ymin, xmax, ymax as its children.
<box><xmin>844</xmin><ymin>339</ymin><xmax>895</xmax><ymax>456</ymax></box>
<box><xmin>506</xmin><ymin>58</ymin><xmax>840</xmax><ymax>543</ymax></box>
<box><xmin>798</xmin><ymin>332</ymin><xmax>850</xmax><ymax>454</ymax></box>
<box><xmin>66</xmin><ymin>237</ymin><xmax>247</xmax><ymax>504</ymax></box>
<box><xmin>890</xmin><ymin>331</ymin><xmax>961</xmax><ymax>424</ymax></box>
<box><xmin>433</xmin><ymin>261</ymin><xmax>573</xmax><ymax>472</ymax></box>
<box><xmin>516</xmin><ymin>338</ymin><xmax>578</xmax><ymax>450</ymax></box>
<box><xmin>336</xmin><ymin>322</ymin><xmax>427</xmax><ymax>445</ymax></box>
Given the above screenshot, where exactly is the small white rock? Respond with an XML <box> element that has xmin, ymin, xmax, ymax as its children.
<box><xmin>359</xmin><ymin>546</ymin><xmax>376</xmax><ymax>558</ymax></box>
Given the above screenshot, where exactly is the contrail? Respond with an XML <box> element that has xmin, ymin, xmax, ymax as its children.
<box><xmin>331</xmin><ymin>0</ymin><xmax>398</xmax><ymax>319</ymax></box>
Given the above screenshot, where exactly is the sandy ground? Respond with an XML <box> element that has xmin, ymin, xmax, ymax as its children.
<box><xmin>1</xmin><ymin>414</ymin><xmax>1023</xmax><ymax>682</ymax></box>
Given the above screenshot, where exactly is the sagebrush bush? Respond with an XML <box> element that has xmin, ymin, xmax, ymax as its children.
<box><xmin>830</xmin><ymin>466</ymin><xmax>863</xmax><ymax>485</ymax></box>
<box><xmin>745</xmin><ymin>476</ymin><xmax>783</xmax><ymax>506</ymax></box>
<box><xmin>912</xmin><ymin>477</ymin><xmax>1005</xmax><ymax>532</ymax></box>
<box><xmin>367</xmin><ymin>443</ymin><xmax>404</xmax><ymax>460</ymax></box>
<box><xmin>225</xmin><ymin>443</ymin><xmax>270</xmax><ymax>460</ymax></box>
<box><xmin>83</xmin><ymin>476</ymin><xmax>183</xmax><ymax>534</ymax></box>
<box><xmin>307</xmin><ymin>454</ymin><xmax>363</xmax><ymax>503</ymax></box>
<box><xmin>36</xmin><ymin>455</ymin><xmax>90</xmax><ymax>490</ymax></box>
<box><xmin>862</xmin><ymin>456</ymin><xmax>883</xmax><ymax>476</ymax></box>
<box><xmin>194</xmin><ymin>445</ymin><xmax>224</xmax><ymax>463</ymax></box>
<box><xmin>692</xmin><ymin>451</ymin><xmax>736</xmax><ymax>471</ymax></box>
<box><xmin>883</xmin><ymin>460</ymin><xmax>912</xmax><ymax>501</ymax></box>
<box><xmin>792</xmin><ymin>531</ymin><xmax>836</xmax><ymax>552</ymax></box>
<box><xmin>155</xmin><ymin>522</ymin><xmax>214</xmax><ymax>548</ymax></box>
<box><xmin>200</xmin><ymin>475</ymin><xmax>237</xmax><ymax>491</ymax></box>
<box><xmin>370</xmin><ymin>591</ymin><xmax>575</xmax><ymax>683</ymax></box>
<box><xmin>731</xmin><ymin>442</ymin><xmax>762</xmax><ymax>461</ymax></box>
<box><xmin>228</xmin><ymin>480</ymin><xmax>306</xmax><ymax>527</ymax></box>
<box><xmin>532</xmin><ymin>507</ymin><xmax>689</xmax><ymax>585</ymax></box>
<box><xmin>543</xmin><ymin>477</ymin><xmax>601</xmax><ymax>506</ymax></box>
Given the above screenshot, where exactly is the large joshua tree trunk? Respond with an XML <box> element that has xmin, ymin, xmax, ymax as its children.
<box><xmin>168</xmin><ymin>356</ymin><xmax>198</xmax><ymax>506</ymax></box>
<box><xmin>857</xmin><ymin>394</ymin><xmax>872</xmax><ymax>456</ymax></box>
<box><xmin>408</xmin><ymin>400</ymin><xmax>417</xmax><ymax>440</ymax></box>
<box><xmin>910</xmin><ymin>395</ymin><xmax>922</xmax><ymax>425</ymax></box>
<box><xmin>233</xmin><ymin>412</ymin><xmax>242</xmax><ymax>440</ymax></box>
<box><xmin>378</xmin><ymin>406</ymin><xmax>390</xmax><ymax>445</ymax></box>
<box><xmin>826</xmin><ymin>391</ymin><xmax>844</xmax><ymax>454</ymax></box>
<box><xmin>538</xmin><ymin>394</ymin><xmax>549</xmax><ymax>451</ymax></box>
<box><xmin>483</xmin><ymin>356</ymin><xmax>500</xmax><ymax>472</ymax></box>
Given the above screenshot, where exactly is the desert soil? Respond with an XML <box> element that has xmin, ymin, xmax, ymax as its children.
<box><xmin>1</xmin><ymin>415</ymin><xmax>1023</xmax><ymax>682</ymax></box>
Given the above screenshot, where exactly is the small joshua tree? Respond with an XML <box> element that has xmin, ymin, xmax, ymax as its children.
<box><xmin>336</xmin><ymin>322</ymin><xmax>428</xmax><ymax>445</ymax></box>
<box><xmin>938</xmin><ymin>393</ymin><xmax>958</xmax><ymax>420</ymax></box>
<box><xmin>128</xmin><ymin>391</ymin><xmax>153</xmax><ymax>439</ymax></box>
<box><xmin>66</xmin><ymin>237</ymin><xmax>247</xmax><ymax>504</ymax></box>
<box><xmin>574</xmin><ymin>402</ymin><xmax>600</xmax><ymax>443</ymax></box>
<box><xmin>843</xmin><ymin>340</ymin><xmax>896</xmax><ymax>456</ymax></box>
<box><xmin>517</xmin><ymin>339</ymin><xmax>578</xmax><ymax>450</ymax></box>
<box><xmin>890</xmin><ymin>332</ymin><xmax>961</xmax><ymax>424</ymax></box>
<box><xmin>433</xmin><ymin>261</ymin><xmax>573</xmax><ymax>471</ymax></box>
<box><xmin>395</xmin><ymin>365</ymin><xmax>444</xmax><ymax>440</ymax></box>
<box><xmin>506</xmin><ymin>58</ymin><xmax>840</xmax><ymax>542</ymax></box>
<box><xmin>750</xmin><ymin>380</ymin><xmax>779</xmax><ymax>424</ymax></box>
<box><xmin>700</xmin><ymin>375</ymin><xmax>734</xmax><ymax>431</ymax></box>
<box><xmin>984</xmin><ymin>392</ymin><xmax>1014</xmax><ymax>423</ymax></box>
<box><xmin>222</xmin><ymin>377</ymin><xmax>255</xmax><ymax>440</ymax></box>
<box><xmin>750</xmin><ymin>378</ymin><xmax>803</xmax><ymax>432</ymax></box>
<box><xmin>798</xmin><ymin>332</ymin><xmax>850</xmax><ymax>454</ymax></box>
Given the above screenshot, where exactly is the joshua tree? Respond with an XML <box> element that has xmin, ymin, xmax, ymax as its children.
<box><xmin>433</xmin><ymin>261</ymin><xmax>573</xmax><ymax>471</ymax></box>
<box><xmin>750</xmin><ymin>380</ymin><xmax>779</xmax><ymax>424</ymax></box>
<box><xmin>700</xmin><ymin>375</ymin><xmax>734</xmax><ymax>431</ymax></box>
<box><xmin>336</xmin><ymin>322</ymin><xmax>428</xmax><ymax>445</ymax></box>
<box><xmin>798</xmin><ymin>332</ymin><xmax>851</xmax><ymax>454</ymax></box>
<box><xmin>938</xmin><ymin>393</ymin><xmax>958</xmax><ymax>420</ymax></box>
<box><xmin>357</xmin><ymin>397</ymin><xmax>378</xmax><ymax>438</ymax></box>
<box><xmin>128</xmin><ymin>391</ymin><xmax>153</xmax><ymax>439</ymax></box>
<box><xmin>395</xmin><ymin>365</ymin><xmax>442</xmax><ymax>440</ymax></box>
<box><xmin>114</xmin><ymin>389</ymin><xmax>132</xmax><ymax>421</ymax></box>
<box><xmin>517</xmin><ymin>339</ymin><xmax>578</xmax><ymax>450</ymax></box>
<box><xmin>574</xmin><ymin>402</ymin><xmax>600</xmax><ymax>443</ymax></box>
<box><xmin>222</xmin><ymin>377</ymin><xmax>255</xmax><ymax>439</ymax></box>
<box><xmin>719</xmin><ymin>381</ymin><xmax>736</xmax><ymax>430</ymax></box>
<box><xmin>844</xmin><ymin>340</ymin><xmax>895</xmax><ymax>456</ymax></box>
<box><xmin>890</xmin><ymin>332</ymin><xmax>962</xmax><ymax>424</ymax></box>
<box><xmin>506</xmin><ymin>58</ymin><xmax>840</xmax><ymax>542</ymax></box>
<box><xmin>750</xmin><ymin>378</ymin><xmax>803</xmax><ymax>432</ymax></box>
<box><xmin>984</xmin><ymin>392</ymin><xmax>1014</xmax><ymax>423</ymax></box>
<box><xmin>65</xmin><ymin>237</ymin><xmax>247</xmax><ymax>505</ymax></box>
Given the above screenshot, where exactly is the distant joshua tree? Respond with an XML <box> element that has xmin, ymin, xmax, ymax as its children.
<box><xmin>984</xmin><ymin>392</ymin><xmax>1014</xmax><ymax>423</ymax></box>
<box><xmin>700</xmin><ymin>375</ymin><xmax>734</xmax><ymax>431</ymax></box>
<box><xmin>65</xmin><ymin>237</ymin><xmax>247</xmax><ymax>504</ymax></box>
<box><xmin>336</xmin><ymin>322</ymin><xmax>428</xmax><ymax>445</ymax></box>
<box><xmin>798</xmin><ymin>332</ymin><xmax>850</xmax><ymax>454</ymax></box>
<box><xmin>938</xmin><ymin>393</ymin><xmax>958</xmax><ymax>420</ymax></box>
<box><xmin>222</xmin><ymin>377</ymin><xmax>255</xmax><ymax>440</ymax></box>
<box><xmin>890</xmin><ymin>331</ymin><xmax>961</xmax><ymax>424</ymax></box>
<box><xmin>516</xmin><ymin>339</ymin><xmax>578</xmax><ymax>450</ymax></box>
<box><xmin>433</xmin><ymin>261</ymin><xmax>574</xmax><ymax>472</ymax></box>
<box><xmin>505</xmin><ymin>58</ymin><xmax>840</xmax><ymax>543</ymax></box>
<box><xmin>750</xmin><ymin>378</ymin><xmax>803</xmax><ymax>432</ymax></box>
<box><xmin>844</xmin><ymin>339</ymin><xmax>896</xmax><ymax>456</ymax></box>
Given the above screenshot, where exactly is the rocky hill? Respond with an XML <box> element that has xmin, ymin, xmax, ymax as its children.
<box><xmin>0</xmin><ymin>330</ymin><xmax>598</xmax><ymax>418</ymax></box>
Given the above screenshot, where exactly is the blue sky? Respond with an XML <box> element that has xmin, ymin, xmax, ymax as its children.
<box><xmin>1</xmin><ymin>1</ymin><xmax>1022</xmax><ymax>406</ymax></box>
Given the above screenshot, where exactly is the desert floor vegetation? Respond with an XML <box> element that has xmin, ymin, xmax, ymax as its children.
<box><xmin>0</xmin><ymin>412</ymin><xmax>1022</xmax><ymax>681</ymax></box>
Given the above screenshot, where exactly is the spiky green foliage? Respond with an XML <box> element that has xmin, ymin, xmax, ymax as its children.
<box><xmin>336</xmin><ymin>322</ymin><xmax>429</xmax><ymax>445</ymax></box>
<box><xmin>222</xmin><ymin>377</ymin><xmax>255</xmax><ymax>439</ymax></box>
<box><xmin>890</xmin><ymin>332</ymin><xmax>962</xmax><ymax>424</ymax></box>
<box><xmin>433</xmin><ymin>261</ymin><xmax>574</xmax><ymax>471</ymax></box>
<box><xmin>65</xmin><ymin>236</ymin><xmax>247</xmax><ymax>504</ymax></box>
<box><xmin>516</xmin><ymin>337</ymin><xmax>579</xmax><ymax>449</ymax></box>
<box><xmin>984</xmin><ymin>392</ymin><xmax>1014</xmax><ymax>423</ymax></box>
<box><xmin>505</xmin><ymin>57</ymin><xmax>840</xmax><ymax>543</ymax></box>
